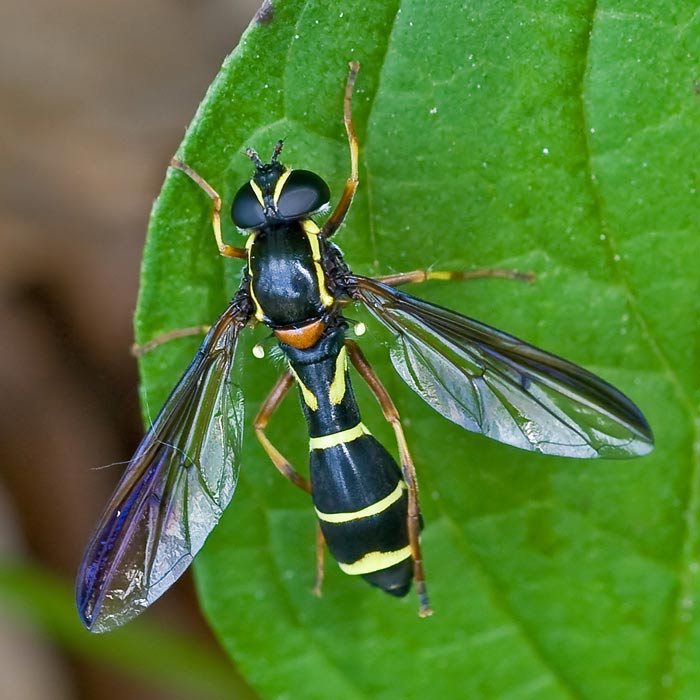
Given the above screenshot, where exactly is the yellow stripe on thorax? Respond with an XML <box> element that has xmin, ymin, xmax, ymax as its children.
<box><xmin>245</xmin><ymin>233</ymin><xmax>265</xmax><ymax>322</ymax></box>
<box><xmin>309</xmin><ymin>422</ymin><xmax>369</xmax><ymax>450</ymax></box>
<box><xmin>303</xmin><ymin>220</ymin><xmax>334</xmax><ymax>308</ymax></box>
<box><xmin>303</xmin><ymin>219</ymin><xmax>321</xmax><ymax>235</ymax></box>
<box><xmin>338</xmin><ymin>546</ymin><xmax>412</xmax><ymax>575</ymax></box>
<box><xmin>315</xmin><ymin>481</ymin><xmax>406</xmax><ymax>524</ymax></box>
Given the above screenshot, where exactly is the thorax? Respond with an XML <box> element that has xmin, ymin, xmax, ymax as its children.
<box><xmin>246</xmin><ymin>219</ymin><xmax>333</xmax><ymax>329</ymax></box>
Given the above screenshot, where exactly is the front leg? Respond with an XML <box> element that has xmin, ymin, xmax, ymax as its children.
<box><xmin>170</xmin><ymin>158</ymin><xmax>247</xmax><ymax>259</ymax></box>
<box><xmin>321</xmin><ymin>62</ymin><xmax>360</xmax><ymax>240</ymax></box>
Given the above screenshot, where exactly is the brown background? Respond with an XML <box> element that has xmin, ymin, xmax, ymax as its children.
<box><xmin>0</xmin><ymin>1</ymin><xmax>262</xmax><ymax>698</ymax></box>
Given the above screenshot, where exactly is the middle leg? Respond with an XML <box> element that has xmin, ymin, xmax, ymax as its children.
<box><xmin>321</xmin><ymin>61</ymin><xmax>360</xmax><ymax>239</ymax></box>
<box><xmin>170</xmin><ymin>158</ymin><xmax>247</xmax><ymax>259</ymax></box>
<box><xmin>131</xmin><ymin>324</ymin><xmax>211</xmax><ymax>357</ymax></box>
<box><xmin>374</xmin><ymin>267</ymin><xmax>534</xmax><ymax>287</ymax></box>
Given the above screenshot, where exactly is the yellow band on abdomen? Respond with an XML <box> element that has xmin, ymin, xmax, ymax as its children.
<box><xmin>315</xmin><ymin>481</ymin><xmax>406</xmax><ymax>524</ymax></box>
<box><xmin>338</xmin><ymin>546</ymin><xmax>412</xmax><ymax>575</ymax></box>
<box><xmin>309</xmin><ymin>422</ymin><xmax>370</xmax><ymax>451</ymax></box>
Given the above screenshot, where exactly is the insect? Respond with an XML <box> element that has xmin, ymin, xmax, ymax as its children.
<box><xmin>76</xmin><ymin>62</ymin><xmax>653</xmax><ymax>632</ymax></box>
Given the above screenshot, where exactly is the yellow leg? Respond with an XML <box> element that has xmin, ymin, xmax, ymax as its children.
<box><xmin>131</xmin><ymin>324</ymin><xmax>211</xmax><ymax>357</ymax></box>
<box><xmin>321</xmin><ymin>62</ymin><xmax>360</xmax><ymax>239</ymax></box>
<box><xmin>374</xmin><ymin>268</ymin><xmax>535</xmax><ymax>287</ymax></box>
<box><xmin>312</xmin><ymin>524</ymin><xmax>326</xmax><ymax>598</ymax></box>
<box><xmin>170</xmin><ymin>158</ymin><xmax>246</xmax><ymax>259</ymax></box>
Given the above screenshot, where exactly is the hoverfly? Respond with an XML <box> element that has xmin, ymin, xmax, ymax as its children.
<box><xmin>76</xmin><ymin>62</ymin><xmax>653</xmax><ymax>632</ymax></box>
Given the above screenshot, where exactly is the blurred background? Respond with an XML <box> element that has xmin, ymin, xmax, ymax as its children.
<box><xmin>0</xmin><ymin>1</ymin><xmax>263</xmax><ymax>698</ymax></box>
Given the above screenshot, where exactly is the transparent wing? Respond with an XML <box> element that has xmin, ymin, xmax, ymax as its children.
<box><xmin>76</xmin><ymin>304</ymin><xmax>249</xmax><ymax>632</ymax></box>
<box><xmin>352</xmin><ymin>276</ymin><xmax>653</xmax><ymax>459</ymax></box>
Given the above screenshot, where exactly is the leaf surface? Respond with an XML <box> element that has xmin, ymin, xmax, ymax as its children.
<box><xmin>137</xmin><ymin>1</ymin><xmax>700</xmax><ymax>698</ymax></box>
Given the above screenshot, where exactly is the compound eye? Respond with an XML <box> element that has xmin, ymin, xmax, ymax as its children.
<box><xmin>231</xmin><ymin>182</ymin><xmax>265</xmax><ymax>229</ymax></box>
<box><xmin>276</xmin><ymin>170</ymin><xmax>330</xmax><ymax>219</ymax></box>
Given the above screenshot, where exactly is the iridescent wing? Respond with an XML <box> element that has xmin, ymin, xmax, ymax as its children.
<box><xmin>351</xmin><ymin>276</ymin><xmax>653</xmax><ymax>458</ymax></box>
<box><xmin>76</xmin><ymin>303</ymin><xmax>250</xmax><ymax>632</ymax></box>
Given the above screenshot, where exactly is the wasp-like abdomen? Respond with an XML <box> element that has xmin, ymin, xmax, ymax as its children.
<box><xmin>281</xmin><ymin>325</ymin><xmax>417</xmax><ymax>597</ymax></box>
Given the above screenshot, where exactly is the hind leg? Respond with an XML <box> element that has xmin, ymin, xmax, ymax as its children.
<box><xmin>346</xmin><ymin>339</ymin><xmax>432</xmax><ymax>617</ymax></box>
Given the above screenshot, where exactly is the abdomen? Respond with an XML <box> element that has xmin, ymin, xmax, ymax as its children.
<box><xmin>310</xmin><ymin>429</ymin><xmax>414</xmax><ymax>596</ymax></box>
<box><xmin>283</xmin><ymin>325</ymin><xmax>417</xmax><ymax>596</ymax></box>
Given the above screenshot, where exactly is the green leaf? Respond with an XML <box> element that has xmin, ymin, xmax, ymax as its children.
<box><xmin>136</xmin><ymin>1</ymin><xmax>700</xmax><ymax>699</ymax></box>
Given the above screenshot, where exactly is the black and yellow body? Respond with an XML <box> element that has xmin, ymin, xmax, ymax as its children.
<box><xmin>242</xmin><ymin>170</ymin><xmax>417</xmax><ymax>595</ymax></box>
<box><xmin>246</xmin><ymin>218</ymin><xmax>332</xmax><ymax>330</ymax></box>
<box><xmin>282</xmin><ymin>325</ymin><xmax>414</xmax><ymax>596</ymax></box>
